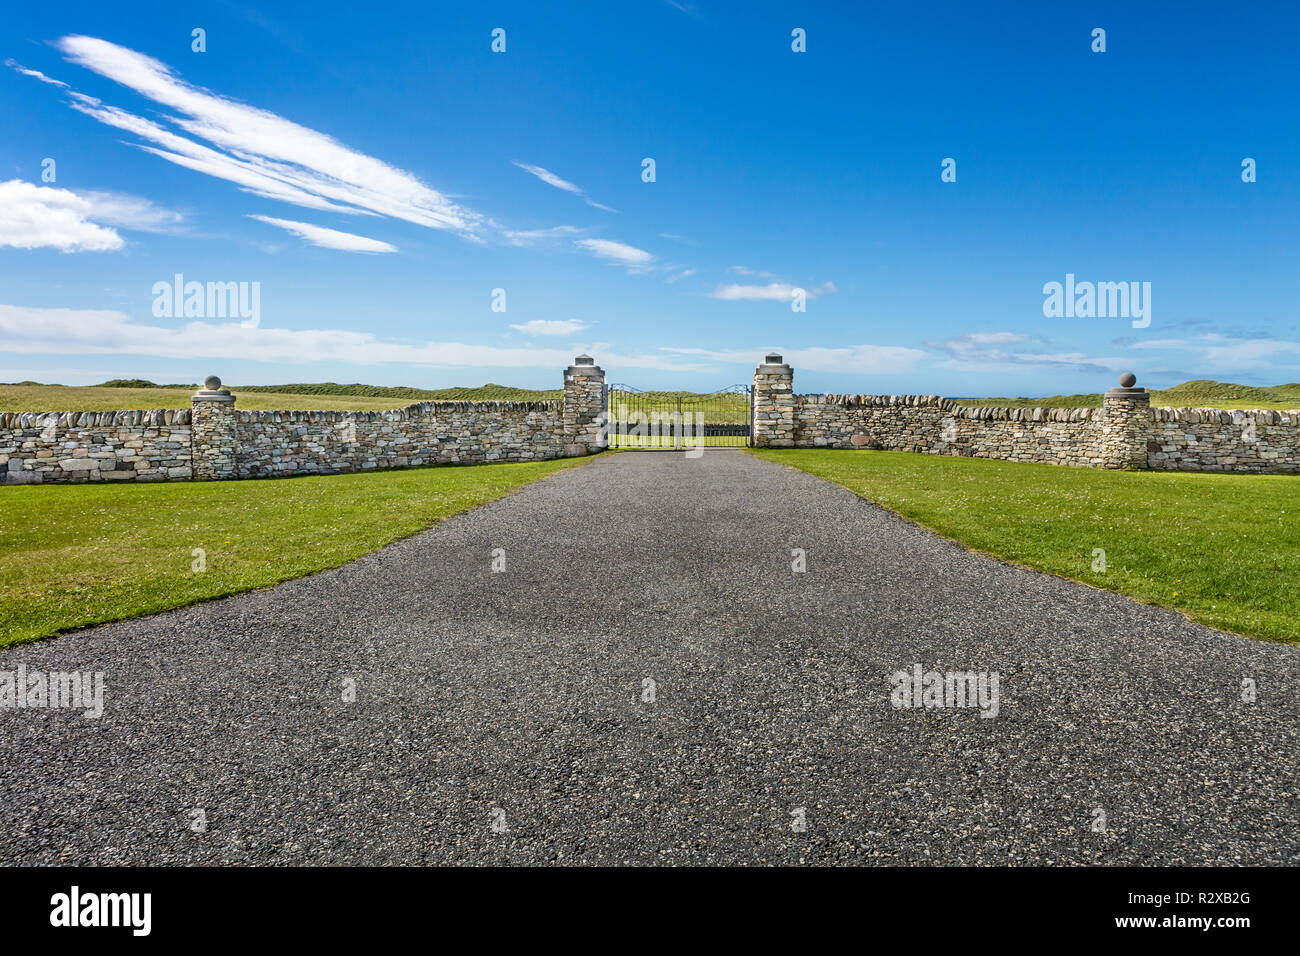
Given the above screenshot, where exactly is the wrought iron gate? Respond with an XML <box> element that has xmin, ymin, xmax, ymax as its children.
<box><xmin>604</xmin><ymin>384</ymin><xmax>753</xmax><ymax>448</ymax></box>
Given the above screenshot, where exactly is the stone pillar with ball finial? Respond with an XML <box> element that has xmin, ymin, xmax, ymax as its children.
<box><xmin>1099</xmin><ymin>371</ymin><xmax>1152</xmax><ymax>469</ymax></box>
<box><xmin>191</xmin><ymin>375</ymin><xmax>239</xmax><ymax>480</ymax></box>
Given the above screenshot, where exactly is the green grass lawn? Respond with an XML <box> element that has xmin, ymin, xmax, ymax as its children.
<box><xmin>0</xmin><ymin>457</ymin><xmax>588</xmax><ymax>647</ymax></box>
<box><xmin>752</xmin><ymin>448</ymin><xmax>1300</xmax><ymax>644</ymax></box>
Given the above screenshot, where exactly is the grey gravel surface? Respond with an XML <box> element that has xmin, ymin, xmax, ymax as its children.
<box><xmin>1</xmin><ymin>449</ymin><xmax>1297</xmax><ymax>865</ymax></box>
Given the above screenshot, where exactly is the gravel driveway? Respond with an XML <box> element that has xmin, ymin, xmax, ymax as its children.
<box><xmin>1</xmin><ymin>449</ymin><xmax>1296</xmax><ymax>865</ymax></box>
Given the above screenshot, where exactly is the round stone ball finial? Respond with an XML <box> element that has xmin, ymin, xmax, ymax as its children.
<box><xmin>1119</xmin><ymin>372</ymin><xmax>1137</xmax><ymax>388</ymax></box>
<box><xmin>204</xmin><ymin>375</ymin><xmax>222</xmax><ymax>390</ymax></box>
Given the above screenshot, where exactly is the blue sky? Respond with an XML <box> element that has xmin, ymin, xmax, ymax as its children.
<box><xmin>2</xmin><ymin>0</ymin><xmax>1298</xmax><ymax>395</ymax></box>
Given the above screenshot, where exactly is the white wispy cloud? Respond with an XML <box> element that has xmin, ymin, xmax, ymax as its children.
<box><xmin>929</xmin><ymin>332</ymin><xmax>1130</xmax><ymax>374</ymax></box>
<box><xmin>1008</xmin><ymin>351</ymin><xmax>1131</xmax><ymax>372</ymax></box>
<box><xmin>32</xmin><ymin>35</ymin><xmax>480</xmax><ymax>237</ymax></box>
<box><xmin>936</xmin><ymin>330</ymin><xmax>1300</xmax><ymax>375</ymax></box>
<box><xmin>663</xmin><ymin>0</ymin><xmax>702</xmax><ymax>17</ymax></box>
<box><xmin>665</xmin><ymin>268</ymin><xmax>696</xmax><ymax>283</ymax></box>
<box><xmin>502</xmin><ymin>224</ymin><xmax>583</xmax><ymax>246</ymax></box>
<box><xmin>0</xmin><ymin>304</ymin><xmax>712</xmax><ymax>371</ymax></box>
<box><xmin>575</xmin><ymin>237</ymin><xmax>656</xmax><ymax>272</ymax></box>
<box><xmin>4</xmin><ymin>58</ymin><xmax>69</xmax><ymax>87</ymax></box>
<box><xmin>933</xmin><ymin>331</ymin><xmax>1031</xmax><ymax>361</ymax></box>
<box><xmin>0</xmin><ymin>180</ymin><xmax>182</xmax><ymax>252</ymax></box>
<box><xmin>726</xmin><ymin>265</ymin><xmax>777</xmax><ymax>278</ymax></box>
<box><xmin>512</xmin><ymin>160</ymin><xmax>618</xmax><ymax>212</ymax></box>
<box><xmin>248</xmin><ymin>215</ymin><xmax>397</xmax><ymax>253</ymax></box>
<box><xmin>707</xmin><ymin>281</ymin><xmax>836</xmax><ymax>302</ymax></box>
<box><xmin>512</xmin><ymin>161</ymin><xmax>583</xmax><ymax>195</ymax></box>
<box><xmin>1131</xmin><ymin>333</ymin><xmax>1300</xmax><ymax>369</ymax></box>
<box><xmin>74</xmin><ymin>190</ymin><xmax>186</xmax><ymax>232</ymax></box>
<box><xmin>660</xmin><ymin>345</ymin><xmax>927</xmax><ymax>374</ymax></box>
<box><xmin>962</xmin><ymin>331</ymin><xmax>1029</xmax><ymax>346</ymax></box>
<box><xmin>509</xmin><ymin>319</ymin><xmax>589</xmax><ymax>336</ymax></box>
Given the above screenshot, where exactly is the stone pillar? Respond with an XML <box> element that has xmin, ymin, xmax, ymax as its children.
<box><xmin>563</xmin><ymin>354</ymin><xmax>606</xmax><ymax>455</ymax></box>
<box><xmin>1099</xmin><ymin>372</ymin><xmax>1151</xmax><ymax>470</ymax></box>
<box><xmin>191</xmin><ymin>375</ymin><xmax>238</xmax><ymax>480</ymax></box>
<box><xmin>752</xmin><ymin>352</ymin><xmax>795</xmax><ymax>447</ymax></box>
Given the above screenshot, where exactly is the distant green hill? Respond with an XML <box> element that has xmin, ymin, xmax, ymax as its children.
<box><xmin>1155</xmin><ymin>380</ymin><xmax>1300</xmax><ymax>406</ymax></box>
<box><xmin>960</xmin><ymin>380</ymin><xmax>1300</xmax><ymax>411</ymax></box>
<box><xmin>96</xmin><ymin>378</ymin><xmax>197</xmax><ymax>389</ymax></box>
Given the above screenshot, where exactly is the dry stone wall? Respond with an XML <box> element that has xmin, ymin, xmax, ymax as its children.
<box><xmin>0</xmin><ymin>409</ymin><xmax>192</xmax><ymax>484</ymax></box>
<box><xmin>754</xmin><ymin>356</ymin><xmax>1300</xmax><ymax>474</ymax></box>
<box><xmin>2</xmin><ymin>356</ymin><xmax>607</xmax><ymax>484</ymax></box>
<box><xmin>232</xmin><ymin>401</ymin><xmax>569</xmax><ymax>479</ymax></box>
<box><xmin>791</xmin><ymin>395</ymin><xmax>1115</xmax><ymax>465</ymax></box>
<box><xmin>7</xmin><ymin>356</ymin><xmax>1299</xmax><ymax>482</ymax></box>
<box><xmin>945</xmin><ymin>405</ymin><xmax>1108</xmax><ymax>466</ymax></box>
<box><xmin>795</xmin><ymin>394</ymin><xmax>958</xmax><ymax>450</ymax></box>
<box><xmin>1149</xmin><ymin>407</ymin><xmax>1300</xmax><ymax>472</ymax></box>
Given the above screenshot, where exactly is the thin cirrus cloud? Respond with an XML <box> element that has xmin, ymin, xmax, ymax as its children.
<box><xmin>12</xmin><ymin>40</ymin><xmax>703</xmax><ymax>276</ymax></box>
<box><xmin>75</xmin><ymin>189</ymin><xmax>186</xmax><ymax>233</ymax></box>
<box><xmin>509</xmin><ymin>319</ymin><xmax>589</xmax><ymax>336</ymax></box>
<box><xmin>0</xmin><ymin>304</ymin><xmax>713</xmax><ymax>372</ymax></box>
<box><xmin>21</xmin><ymin>36</ymin><xmax>482</xmax><ymax>238</ymax></box>
<box><xmin>928</xmin><ymin>332</ymin><xmax>1130</xmax><ymax>374</ymax></box>
<box><xmin>575</xmin><ymin>238</ymin><xmax>656</xmax><ymax>272</ymax></box>
<box><xmin>4</xmin><ymin>58</ymin><xmax>69</xmax><ymax>88</ymax></box>
<box><xmin>512</xmin><ymin>161</ymin><xmax>618</xmax><ymax>213</ymax></box>
<box><xmin>726</xmin><ymin>265</ymin><xmax>775</xmax><ymax>278</ymax></box>
<box><xmin>932</xmin><ymin>330</ymin><xmax>1300</xmax><ymax>375</ymax></box>
<box><xmin>501</xmin><ymin>224</ymin><xmax>583</xmax><ymax>247</ymax></box>
<box><xmin>248</xmin><ymin>215</ymin><xmax>397</xmax><ymax>253</ymax></box>
<box><xmin>1130</xmin><ymin>333</ymin><xmax>1300</xmax><ymax>369</ymax></box>
<box><xmin>660</xmin><ymin>345</ymin><xmax>927</xmax><ymax>374</ymax></box>
<box><xmin>0</xmin><ymin>179</ymin><xmax>183</xmax><ymax>252</ymax></box>
<box><xmin>707</xmin><ymin>281</ymin><xmax>837</xmax><ymax>302</ymax></box>
<box><xmin>663</xmin><ymin>1</ymin><xmax>702</xmax><ymax>17</ymax></box>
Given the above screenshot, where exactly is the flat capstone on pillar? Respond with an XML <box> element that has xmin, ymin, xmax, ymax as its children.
<box><xmin>753</xmin><ymin>351</ymin><xmax>795</xmax><ymax>447</ymax></box>
<box><xmin>563</xmin><ymin>354</ymin><xmax>606</xmax><ymax>454</ymax></box>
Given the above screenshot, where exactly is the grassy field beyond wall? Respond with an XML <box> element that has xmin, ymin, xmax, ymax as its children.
<box><xmin>754</xmin><ymin>448</ymin><xmax>1300</xmax><ymax>644</ymax></box>
<box><xmin>0</xmin><ymin>382</ymin><xmax>563</xmax><ymax>412</ymax></box>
